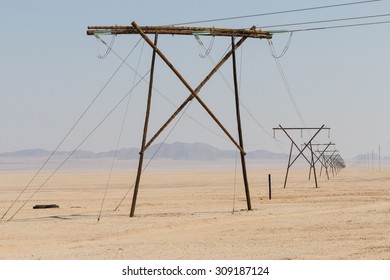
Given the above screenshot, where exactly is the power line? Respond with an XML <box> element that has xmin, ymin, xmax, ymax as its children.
<box><xmin>258</xmin><ymin>12</ymin><xmax>390</xmax><ymax>29</ymax></box>
<box><xmin>267</xmin><ymin>40</ymin><xmax>307</xmax><ymax>128</ymax></box>
<box><xmin>168</xmin><ymin>0</ymin><xmax>382</xmax><ymax>26</ymax></box>
<box><xmin>288</xmin><ymin>19</ymin><xmax>390</xmax><ymax>32</ymax></box>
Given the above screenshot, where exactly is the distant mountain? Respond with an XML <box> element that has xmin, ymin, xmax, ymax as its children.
<box><xmin>246</xmin><ymin>149</ymin><xmax>287</xmax><ymax>160</ymax></box>
<box><xmin>353</xmin><ymin>153</ymin><xmax>380</xmax><ymax>161</ymax></box>
<box><xmin>0</xmin><ymin>148</ymin><xmax>52</xmax><ymax>158</ymax></box>
<box><xmin>144</xmin><ymin>142</ymin><xmax>236</xmax><ymax>160</ymax></box>
<box><xmin>0</xmin><ymin>142</ymin><xmax>287</xmax><ymax>161</ymax></box>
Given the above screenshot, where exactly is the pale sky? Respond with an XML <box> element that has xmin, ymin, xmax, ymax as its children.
<box><xmin>1</xmin><ymin>0</ymin><xmax>390</xmax><ymax>160</ymax></box>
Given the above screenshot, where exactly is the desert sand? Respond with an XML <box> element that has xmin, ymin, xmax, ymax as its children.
<box><xmin>1</xmin><ymin>159</ymin><xmax>390</xmax><ymax>260</ymax></box>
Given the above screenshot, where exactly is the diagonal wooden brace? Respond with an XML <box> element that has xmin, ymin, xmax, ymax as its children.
<box><xmin>279</xmin><ymin>124</ymin><xmax>325</xmax><ymax>167</ymax></box>
<box><xmin>144</xmin><ymin>35</ymin><xmax>248</xmax><ymax>152</ymax></box>
<box><xmin>132</xmin><ymin>21</ymin><xmax>245</xmax><ymax>154</ymax></box>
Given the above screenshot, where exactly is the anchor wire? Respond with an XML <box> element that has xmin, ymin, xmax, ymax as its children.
<box><xmin>1</xmin><ymin>37</ymin><xmax>142</xmax><ymax>221</ymax></box>
<box><xmin>7</xmin><ymin>70</ymin><xmax>150</xmax><ymax>222</ymax></box>
<box><xmin>97</xmin><ymin>40</ymin><xmax>146</xmax><ymax>222</ymax></box>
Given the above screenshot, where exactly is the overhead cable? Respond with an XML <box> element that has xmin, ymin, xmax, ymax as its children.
<box><xmin>288</xmin><ymin>19</ymin><xmax>390</xmax><ymax>32</ymax></box>
<box><xmin>168</xmin><ymin>0</ymin><xmax>381</xmax><ymax>26</ymax></box>
<box><xmin>96</xmin><ymin>34</ymin><xmax>117</xmax><ymax>59</ymax></box>
<box><xmin>257</xmin><ymin>12</ymin><xmax>390</xmax><ymax>29</ymax></box>
<box><xmin>267</xmin><ymin>41</ymin><xmax>307</xmax><ymax>128</ymax></box>
<box><xmin>268</xmin><ymin>33</ymin><xmax>293</xmax><ymax>59</ymax></box>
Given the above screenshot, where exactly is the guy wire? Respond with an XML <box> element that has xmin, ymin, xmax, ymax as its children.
<box><xmin>7</xmin><ymin>70</ymin><xmax>150</xmax><ymax>222</ymax></box>
<box><xmin>1</xmin><ymin>37</ymin><xmax>142</xmax><ymax>221</ymax></box>
<box><xmin>97</xmin><ymin>40</ymin><xmax>146</xmax><ymax>222</ymax></box>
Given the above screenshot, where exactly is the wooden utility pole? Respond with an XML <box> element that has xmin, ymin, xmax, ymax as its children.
<box><xmin>272</xmin><ymin>125</ymin><xmax>330</xmax><ymax>189</ymax></box>
<box><xmin>306</xmin><ymin>143</ymin><xmax>335</xmax><ymax>179</ymax></box>
<box><xmin>231</xmin><ymin>36</ymin><xmax>251</xmax><ymax>210</ymax></box>
<box><xmin>130</xmin><ymin>34</ymin><xmax>158</xmax><ymax>218</ymax></box>
<box><xmin>87</xmin><ymin>22</ymin><xmax>271</xmax><ymax>216</ymax></box>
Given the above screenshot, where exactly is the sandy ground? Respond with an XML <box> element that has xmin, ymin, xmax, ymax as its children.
<box><xmin>1</xmin><ymin>160</ymin><xmax>390</xmax><ymax>260</ymax></box>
